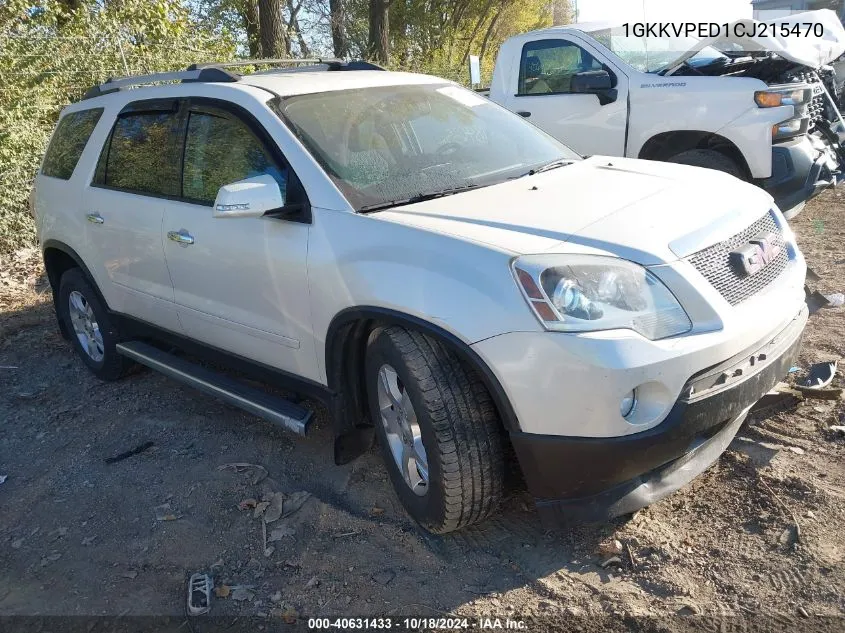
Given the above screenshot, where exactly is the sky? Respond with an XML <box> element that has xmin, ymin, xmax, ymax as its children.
<box><xmin>575</xmin><ymin>0</ymin><xmax>754</xmax><ymax>23</ymax></box>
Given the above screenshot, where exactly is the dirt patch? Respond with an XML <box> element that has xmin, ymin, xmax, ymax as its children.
<box><xmin>1</xmin><ymin>193</ymin><xmax>843</xmax><ymax>626</ymax></box>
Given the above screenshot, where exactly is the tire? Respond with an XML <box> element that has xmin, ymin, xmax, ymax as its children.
<box><xmin>58</xmin><ymin>268</ymin><xmax>130</xmax><ymax>381</ymax></box>
<box><xmin>666</xmin><ymin>149</ymin><xmax>744</xmax><ymax>179</ymax></box>
<box><xmin>365</xmin><ymin>326</ymin><xmax>504</xmax><ymax>534</ymax></box>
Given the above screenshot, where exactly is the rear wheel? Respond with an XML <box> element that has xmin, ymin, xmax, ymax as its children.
<box><xmin>58</xmin><ymin>268</ymin><xmax>130</xmax><ymax>381</ymax></box>
<box><xmin>365</xmin><ymin>326</ymin><xmax>504</xmax><ymax>533</ymax></box>
<box><xmin>667</xmin><ymin>149</ymin><xmax>744</xmax><ymax>179</ymax></box>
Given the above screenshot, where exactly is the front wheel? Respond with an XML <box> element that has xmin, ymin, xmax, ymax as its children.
<box><xmin>365</xmin><ymin>326</ymin><xmax>504</xmax><ymax>534</ymax></box>
<box><xmin>666</xmin><ymin>149</ymin><xmax>744</xmax><ymax>179</ymax></box>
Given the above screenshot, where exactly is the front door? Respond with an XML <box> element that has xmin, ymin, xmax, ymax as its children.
<box><xmin>501</xmin><ymin>36</ymin><xmax>628</xmax><ymax>157</ymax></box>
<box><xmin>162</xmin><ymin>100</ymin><xmax>315</xmax><ymax>379</ymax></box>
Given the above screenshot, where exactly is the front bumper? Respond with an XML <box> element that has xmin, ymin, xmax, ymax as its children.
<box><xmin>761</xmin><ymin>135</ymin><xmax>840</xmax><ymax>216</ymax></box>
<box><xmin>508</xmin><ymin>305</ymin><xmax>807</xmax><ymax>523</ymax></box>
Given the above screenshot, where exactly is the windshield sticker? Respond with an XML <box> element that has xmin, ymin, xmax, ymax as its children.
<box><xmin>436</xmin><ymin>86</ymin><xmax>487</xmax><ymax>107</ymax></box>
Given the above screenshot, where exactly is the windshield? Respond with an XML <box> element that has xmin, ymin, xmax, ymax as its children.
<box><xmin>589</xmin><ymin>28</ymin><xmax>728</xmax><ymax>73</ymax></box>
<box><xmin>273</xmin><ymin>83</ymin><xmax>578</xmax><ymax>211</ymax></box>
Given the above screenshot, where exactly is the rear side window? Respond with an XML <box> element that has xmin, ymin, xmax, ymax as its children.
<box><xmin>94</xmin><ymin>110</ymin><xmax>180</xmax><ymax>197</ymax></box>
<box><xmin>41</xmin><ymin>108</ymin><xmax>103</xmax><ymax>180</ymax></box>
<box><xmin>182</xmin><ymin>109</ymin><xmax>285</xmax><ymax>205</ymax></box>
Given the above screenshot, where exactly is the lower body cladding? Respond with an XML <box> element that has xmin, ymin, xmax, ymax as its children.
<box><xmin>762</xmin><ymin>133</ymin><xmax>842</xmax><ymax>216</ymax></box>
<box><xmin>478</xmin><ymin>306</ymin><xmax>808</xmax><ymax>523</ymax></box>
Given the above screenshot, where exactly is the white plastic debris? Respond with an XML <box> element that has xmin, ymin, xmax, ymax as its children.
<box><xmin>824</xmin><ymin>293</ymin><xmax>844</xmax><ymax>307</ymax></box>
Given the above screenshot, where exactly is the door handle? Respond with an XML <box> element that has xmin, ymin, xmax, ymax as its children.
<box><xmin>167</xmin><ymin>230</ymin><xmax>195</xmax><ymax>246</ymax></box>
<box><xmin>517</xmin><ymin>111</ymin><xmax>531</xmax><ymax>118</ymax></box>
<box><xmin>86</xmin><ymin>212</ymin><xmax>104</xmax><ymax>224</ymax></box>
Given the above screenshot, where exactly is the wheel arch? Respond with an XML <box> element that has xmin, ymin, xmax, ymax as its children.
<box><xmin>325</xmin><ymin>306</ymin><xmax>521</xmax><ymax>464</ymax></box>
<box><xmin>42</xmin><ymin>240</ymin><xmax>107</xmax><ymax>340</ymax></box>
<box><xmin>638</xmin><ymin>130</ymin><xmax>752</xmax><ymax>179</ymax></box>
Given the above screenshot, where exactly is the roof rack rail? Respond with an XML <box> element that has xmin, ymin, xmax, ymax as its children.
<box><xmin>82</xmin><ymin>67</ymin><xmax>238</xmax><ymax>100</ymax></box>
<box><xmin>187</xmin><ymin>58</ymin><xmax>386</xmax><ymax>72</ymax></box>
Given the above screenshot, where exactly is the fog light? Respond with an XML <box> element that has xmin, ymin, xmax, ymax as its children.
<box><xmin>620</xmin><ymin>389</ymin><xmax>637</xmax><ymax>418</ymax></box>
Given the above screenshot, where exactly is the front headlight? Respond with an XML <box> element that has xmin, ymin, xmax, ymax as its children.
<box><xmin>513</xmin><ymin>255</ymin><xmax>692</xmax><ymax>340</ymax></box>
<box><xmin>755</xmin><ymin>87</ymin><xmax>811</xmax><ymax>108</ymax></box>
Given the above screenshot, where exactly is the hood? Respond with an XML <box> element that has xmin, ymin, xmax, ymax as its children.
<box><xmin>374</xmin><ymin>156</ymin><xmax>774</xmax><ymax>266</ymax></box>
<box><xmin>667</xmin><ymin>9</ymin><xmax>845</xmax><ymax>71</ymax></box>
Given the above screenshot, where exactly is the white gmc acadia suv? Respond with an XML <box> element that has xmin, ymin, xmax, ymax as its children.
<box><xmin>32</xmin><ymin>60</ymin><xmax>808</xmax><ymax>534</ymax></box>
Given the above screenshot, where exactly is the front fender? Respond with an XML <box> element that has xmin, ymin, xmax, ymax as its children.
<box><xmin>307</xmin><ymin>207</ymin><xmax>542</xmax><ymax>384</ymax></box>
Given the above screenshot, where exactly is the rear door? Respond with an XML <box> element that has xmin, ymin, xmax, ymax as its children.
<box><xmin>161</xmin><ymin>99</ymin><xmax>313</xmax><ymax>377</ymax></box>
<box><xmin>500</xmin><ymin>35</ymin><xmax>628</xmax><ymax>156</ymax></box>
<box><xmin>82</xmin><ymin>99</ymin><xmax>182</xmax><ymax>332</ymax></box>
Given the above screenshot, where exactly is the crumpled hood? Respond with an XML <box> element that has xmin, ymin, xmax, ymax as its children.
<box><xmin>374</xmin><ymin>156</ymin><xmax>774</xmax><ymax>266</ymax></box>
<box><xmin>669</xmin><ymin>9</ymin><xmax>845</xmax><ymax>70</ymax></box>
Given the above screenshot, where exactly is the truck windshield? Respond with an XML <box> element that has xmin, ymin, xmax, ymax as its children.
<box><xmin>273</xmin><ymin>83</ymin><xmax>579</xmax><ymax>211</ymax></box>
<box><xmin>589</xmin><ymin>28</ymin><xmax>729</xmax><ymax>73</ymax></box>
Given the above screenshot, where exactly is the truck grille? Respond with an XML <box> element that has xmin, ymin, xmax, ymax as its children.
<box><xmin>687</xmin><ymin>211</ymin><xmax>789</xmax><ymax>306</ymax></box>
<box><xmin>794</xmin><ymin>71</ymin><xmax>826</xmax><ymax>130</ymax></box>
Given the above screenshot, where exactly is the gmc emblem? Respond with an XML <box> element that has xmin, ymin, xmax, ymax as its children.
<box><xmin>729</xmin><ymin>232</ymin><xmax>781</xmax><ymax>277</ymax></box>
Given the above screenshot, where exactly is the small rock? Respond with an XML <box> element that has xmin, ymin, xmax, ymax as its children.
<box><xmin>268</xmin><ymin>525</ymin><xmax>296</xmax><ymax>542</ymax></box>
<box><xmin>677</xmin><ymin>602</ymin><xmax>700</xmax><ymax>616</ymax></box>
<box><xmin>829</xmin><ymin>425</ymin><xmax>845</xmax><ymax>435</ymax></box>
<box><xmin>305</xmin><ymin>576</ymin><xmax>320</xmax><ymax>589</ymax></box>
<box><xmin>263</xmin><ymin>546</ymin><xmax>275</xmax><ymax>558</ymax></box>
<box><xmin>564</xmin><ymin>605</ymin><xmax>583</xmax><ymax>617</ymax></box>
<box><xmin>57</xmin><ymin>527</ymin><xmax>68</xmax><ymax>537</ymax></box>
<box><xmin>253</xmin><ymin>501</ymin><xmax>270</xmax><ymax>518</ymax></box>
<box><xmin>370</xmin><ymin>506</ymin><xmax>385</xmax><ymax>516</ymax></box>
<box><xmin>270</xmin><ymin>591</ymin><xmax>283</xmax><ymax>603</ymax></box>
<box><xmin>599</xmin><ymin>556</ymin><xmax>622</xmax><ymax>569</ymax></box>
<box><xmin>231</xmin><ymin>587</ymin><xmax>255</xmax><ymax>602</ymax></box>
<box><xmin>787</xmin><ymin>446</ymin><xmax>805</xmax><ymax>455</ymax></box>
<box><xmin>121</xmin><ymin>570</ymin><xmax>138</xmax><ymax>579</ymax></box>
<box><xmin>806</xmin><ymin>510</ymin><xmax>816</xmax><ymax>519</ymax></box>
<box><xmin>371</xmin><ymin>570</ymin><xmax>395</xmax><ymax>585</ymax></box>
<box><xmin>11</xmin><ymin>538</ymin><xmax>23</xmax><ymax>549</ymax></box>
<box><xmin>798</xmin><ymin>606</ymin><xmax>809</xmax><ymax>618</ymax></box>
<box><xmin>81</xmin><ymin>536</ymin><xmax>95</xmax><ymax>546</ymax></box>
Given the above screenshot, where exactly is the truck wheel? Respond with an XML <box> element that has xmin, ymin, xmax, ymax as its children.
<box><xmin>667</xmin><ymin>149</ymin><xmax>744</xmax><ymax>179</ymax></box>
<box><xmin>58</xmin><ymin>268</ymin><xmax>130</xmax><ymax>381</ymax></box>
<box><xmin>365</xmin><ymin>326</ymin><xmax>504</xmax><ymax>533</ymax></box>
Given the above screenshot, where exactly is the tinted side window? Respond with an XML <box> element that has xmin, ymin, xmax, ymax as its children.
<box><xmin>102</xmin><ymin>112</ymin><xmax>180</xmax><ymax>196</ymax></box>
<box><xmin>518</xmin><ymin>39</ymin><xmax>603</xmax><ymax>95</ymax></box>
<box><xmin>42</xmin><ymin>108</ymin><xmax>104</xmax><ymax>180</ymax></box>
<box><xmin>182</xmin><ymin>109</ymin><xmax>285</xmax><ymax>205</ymax></box>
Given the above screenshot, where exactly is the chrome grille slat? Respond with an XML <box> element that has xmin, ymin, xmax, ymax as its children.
<box><xmin>687</xmin><ymin>211</ymin><xmax>789</xmax><ymax>306</ymax></box>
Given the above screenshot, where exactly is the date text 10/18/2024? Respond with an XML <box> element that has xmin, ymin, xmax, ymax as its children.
<box><xmin>307</xmin><ymin>617</ymin><xmax>528</xmax><ymax>630</ymax></box>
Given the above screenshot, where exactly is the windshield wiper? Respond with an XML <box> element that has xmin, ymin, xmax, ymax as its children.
<box><xmin>358</xmin><ymin>183</ymin><xmax>487</xmax><ymax>213</ymax></box>
<box><xmin>516</xmin><ymin>159</ymin><xmax>575</xmax><ymax>178</ymax></box>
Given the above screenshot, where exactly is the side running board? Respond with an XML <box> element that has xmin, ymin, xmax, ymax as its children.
<box><xmin>116</xmin><ymin>341</ymin><xmax>312</xmax><ymax>436</ymax></box>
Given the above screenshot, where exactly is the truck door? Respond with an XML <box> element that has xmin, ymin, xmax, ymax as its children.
<box><xmin>500</xmin><ymin>36</ymin><xmax>628</xmax><ymax>157</ymax></box>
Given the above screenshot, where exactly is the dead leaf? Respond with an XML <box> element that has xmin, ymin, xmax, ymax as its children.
<box><xmin>214</xmin><ymin>585</ymin><xmax>231</xmax><ymax>599</ymax></box>
<box><xmin>370</xmin><ymin>506</ymin><xmax>385</xmax><ymax>516</ymax></box>
<box><xmin>231</xmin><ymin>587</ymin><xmax>255</xmax><ymax>602</ymax></box>
<box><xmin>281</xmin><ymin>608</ymin><xmax>299</xmax><ymax>623</ymax></box>
<box><xmin>217</xmin><ymin>462</ymin><xmax>268</xmax><ymax>485</ymax></box>
<box><xmin>238</xmin><ymin>498</ymin><xmax>258</xmax><ymax>511</ymax></box>
<box><xmin>263</xmin><ymin>492</ymin><xmax>286</xmax><ymax>524</ymax></box>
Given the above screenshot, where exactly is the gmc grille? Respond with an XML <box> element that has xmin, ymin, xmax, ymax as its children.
<box><xmin>687</xmin><ymin>211</ymin><xmax>789</xmax><ymax>306</ymax></box>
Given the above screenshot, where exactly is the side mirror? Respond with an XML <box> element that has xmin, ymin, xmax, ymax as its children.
<box><xmin>570</xmin><ymin>70</ymin><xmax>618</xmax><ymax>106</ymax></box>
<box><xmin>212</xmin><ymin>174</ymin><xmax>285</xmax><ymax>219</ymax></box>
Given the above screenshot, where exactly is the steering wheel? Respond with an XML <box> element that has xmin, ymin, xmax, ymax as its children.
<box><xmin>435</xmin><ymin>142</ymin><xmax>462</xmax><ymax>157</ymax></box>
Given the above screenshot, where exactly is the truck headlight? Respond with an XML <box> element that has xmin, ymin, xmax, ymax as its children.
<box><xmin>755</xmin><ymin>88</ymin><xmax>810</xmax><ymax>108</ymax></box>
<box><xmin>513</xmin><ymin>255</ymin><xmax>692</xmax><ymax>340</ymax></box>
<box><xmin>772</xmin><ymin>117</ymin><xmax>807</xmax><ymax>140</ymax></box>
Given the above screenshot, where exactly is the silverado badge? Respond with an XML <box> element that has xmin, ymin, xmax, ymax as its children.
<box><xmin>729</xmin><ymin>232</ymin><xmax>781</xmax><ymax>277</ymax></box>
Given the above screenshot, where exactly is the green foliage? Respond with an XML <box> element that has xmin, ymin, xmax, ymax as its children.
<box><xmin>0</xmin><ymin>0</ymin><xmax>235</xmax><ymax>254</ymax></box>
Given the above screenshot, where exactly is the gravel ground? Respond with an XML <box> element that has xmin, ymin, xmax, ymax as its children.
<box><xmin>0</xmin><ymin>190</ymin><xmax>843</xmax><ymax>630</ymax></box>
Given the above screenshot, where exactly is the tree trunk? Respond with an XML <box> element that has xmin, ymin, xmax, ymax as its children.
<box><xmin>552</xmin><ymin>0</ymin><xmax>572</xmax><ymax>26</ymax></box>
<box><xmin>329</xmin><ymin>0</ymin><xmax>349</xmax><ymax>58</ymax></box>
<box><xmin>242</xmin><ymin>0</ymin><xmax>261</xmax><ymax>58</ymax></box>
<box><xmin>286</xmin><ymin>0</ymin><xmax>309</xmax><ymax>57</ymax></box>
<box><xmin>367</xmin><ymin>0</ymin><xmax>389</xmax><ymax>64</ymax></box>
<box><xmin>258</xmin><ymin>0</ymin><xmax>288</xmax><ymax>58</ymax></box>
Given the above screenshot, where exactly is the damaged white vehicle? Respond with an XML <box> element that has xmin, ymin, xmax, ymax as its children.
<box><xmin>490</xmin><ymin>9</ymin><xmax>845</xmax><ymax>215</ymax></box>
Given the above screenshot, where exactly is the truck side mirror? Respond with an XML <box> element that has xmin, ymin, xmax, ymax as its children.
<box><xmin>571</xmin><ymin>70</ymin><xmax>618</xmax><ymax>106</ymax></box>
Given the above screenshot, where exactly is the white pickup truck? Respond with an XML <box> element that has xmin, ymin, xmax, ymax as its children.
<box><xmin>489</xmin><ymin>10</ymin><xmax>845</xmax><ymax>215</ymax></box>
